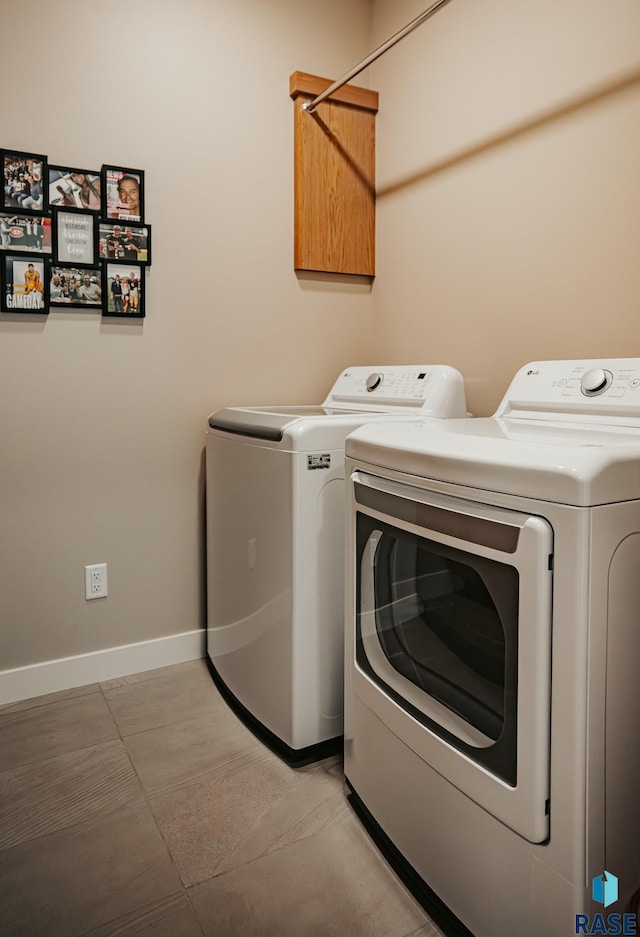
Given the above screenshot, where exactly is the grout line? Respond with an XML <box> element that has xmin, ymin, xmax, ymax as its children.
<box><xmin>97</xmin><ymin>658</ymin><xmax>208</xmax><ymax>694</ymax></box>
<box><xmin>73</xmin><ymin>891</ymin><xmax>203</xmax><ymax>937</ymax></box>
<box><xmin>98</xmin><ymin>674</ymin><xmax>208</xmax><ymax>933</ymax></box>
<box><xmin>95</xmin><ymin>703</ymin><xmax>229</xmax><ymax>745</ymax></box>
<box><xmin>98</xmin><ymin>681</ymin><xmax>124</xmax><ymax>742</ymax></box>
<box><xmin>0</xmin><ymin>682</ymin><xmax>100</xmax><ymax>718</ymax></box>
<box><xmin>0</xmin><ymin>660</ymin><xmax>441</xmax><ymax>936</ymax></box>
<box><xmin>184</xmin><ymin>885</ymin><xmax>208</xmax><ymax>937</ymax></box>
<box><xmin>0</xmin><ymin>703</ymin><xmax>121</xmax><ymax>774</ymax></box>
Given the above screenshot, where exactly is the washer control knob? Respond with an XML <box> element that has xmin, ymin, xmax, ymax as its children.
<box><xmin>366</xmin><ymin>372</ymin><xmax>383</xmax><ymax>392</ymax></box>
<box><xmin>581</xmin><ymin>368</ymin><xmax>611</xmax><ymax>396</ymax></box>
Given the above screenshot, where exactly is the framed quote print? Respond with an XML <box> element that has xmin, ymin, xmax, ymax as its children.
<box><xmin>55</xmin><ymin>211</ymin><xmax>96</xmax><ymax>265</ymax></box>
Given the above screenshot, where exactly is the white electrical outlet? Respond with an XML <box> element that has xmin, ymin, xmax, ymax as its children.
<box><xmin>85</xmin><ymin>563</ymin><xmax>108</xmax><ymax>600</ymax></box>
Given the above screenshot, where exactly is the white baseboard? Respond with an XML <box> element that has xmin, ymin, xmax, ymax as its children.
<box><xmin>0</xmin><ymin>629</ymin><xmax>206</xmax><ymax>706</ymax></box>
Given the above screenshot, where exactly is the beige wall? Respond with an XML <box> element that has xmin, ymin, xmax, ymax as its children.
<box><xmin>0</xmin><ymin>0</ymin><xmax>373</xmax><ymax>674</ymax></box>
<box><xmin>4</xmin><ymin>0</ymin><xmax>639</xmax><ymax>685</ymax></box>
<box><xmin>370</xmin><ymin>0</ymin><xmax>640</xmax><ymax>415</ymax></box>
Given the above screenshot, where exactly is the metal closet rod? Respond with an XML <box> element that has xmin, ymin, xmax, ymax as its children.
<box><xmin>302</xmin><ymin>0</ymin><xmax>455</xmax><ymax>114</ymax></box>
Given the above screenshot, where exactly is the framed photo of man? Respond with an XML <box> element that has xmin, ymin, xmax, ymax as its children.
<box><xmin>0</xmin><ymin>213</ymin><xmax>53</xmax><ymax>255</ymax></box>
<box><xmin>55</xmin><ymin>211</ymin><xmax>96</xmax><ymax>265</ymax></box>
<box><xmin>102</xmin><ymin>165</ymin><xmax>144</xmax><ymax>223</ymax></box>
<box><xmin>49</xmin><ymin>166</ymin><xmax>101</xmax><ymax>213</ymax></box>
<box><xmin>2</xmin><ymin>254</ymin><xmax>49</xmax><ymax>313</ymax></box>
<box><xmin>2</xmin><ymin>149</ymin><xmax>47</xmax><ymax>213</ymax></box>
<box><xmin>98</xmin><ymin>221</ymin><xmax>151</xmax><ymax>265</ymax></box>
<box><xmin>103</xmin><ymin>263</ymin><xmax>144</xmax><ymax>318</ymax></box>
<box><xmin>49</xmin><ymin>264</ymin><xmax>103</xmax><ymax>310</ymax></box>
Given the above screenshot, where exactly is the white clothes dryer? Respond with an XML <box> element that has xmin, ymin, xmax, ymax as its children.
<box><xmin>206</xmin><ymin>365</ymin><xmax>467</xmax><ymax>764</ymax></box>
<box><xmin>345</xmin><ymin>359</ymin><xmax>640</xmax><ymax>936</ymax></box>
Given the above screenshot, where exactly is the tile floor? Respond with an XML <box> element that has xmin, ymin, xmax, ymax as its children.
<box><xmin>0</xmin><ymin>659</ymin><xmax>444</xmax><ymax>937</ymax></box>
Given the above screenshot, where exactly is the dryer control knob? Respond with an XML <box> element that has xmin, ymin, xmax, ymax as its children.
<box><xmin>366</xmin><ymin>372</ymin><xmax>383</xmax><ymax>392</ymax></box>
<box><xmin>581</xmin><ymin>368</ymin><xmax>611</xmax><ymax>396</ymax></box>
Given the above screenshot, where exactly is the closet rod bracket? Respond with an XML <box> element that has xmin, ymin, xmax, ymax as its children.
<box><xmin>302</xmin><ymin>0</ymin><xmax>454</xmax><ymax>114</ymax></box>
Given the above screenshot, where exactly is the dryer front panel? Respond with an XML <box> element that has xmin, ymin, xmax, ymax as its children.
<box><xmin>351</xmin><ymin>471</ymin><xmax>553</xmax><ymax>844</ymax></box>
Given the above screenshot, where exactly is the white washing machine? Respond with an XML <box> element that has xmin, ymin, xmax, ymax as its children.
<box><xmin>206</xmin><ymin>365</ymin><xmax>467</xmax><ymax>764</ymax></box>
<box><xmin>345</xmin><ymin>359</ymin><xmax>640</xmax><ymax>936</ymax></box>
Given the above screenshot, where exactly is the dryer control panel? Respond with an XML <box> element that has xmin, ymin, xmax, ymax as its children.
<box><xmin>327</xmin><ymin>365</ymin><xmax>467</xmax><ymax>417</ymax></box>
<box><xmin>499</xmin><ymin>359</ymin><xmax>640</xmax><ymax>421</ymax></box>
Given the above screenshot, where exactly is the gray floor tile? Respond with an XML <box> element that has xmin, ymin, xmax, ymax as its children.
<box><xmin>403</xmin><ymin>922</ymin><xmax>445</xmax><ymax>937</ymax></box>
<box><xmin>0</xmin><ymin>692</ymin><xmax>119</xmax><ymax>771</ymax></box>
<box><xmin>77</xmin><ymin>891</ymin><xmax>205</xmax><ymax>937</ymax></box>
<box><xmin>0</xmin><ymin>739</ymin><xmax>145</xmax><ymax>850</ymax></box>
<box><xmin>402</xmin><ymin>925</ymin><xmax>445</xmax><ymax>937</ymax></box>
<box><xmin>102</xmin><ymin>660</ymin><xmax>224</xmax><ymax>737</ymax></box>
<box><xmin>150</xmin><ymin>749</ymin><xmax>304</xmax><ymax>886</ymax></box>
<box><xmin>123</xmin><ymin>708</ymin><xmax>271</xmax><ymax>798</ymax></box>
<box><xmin>213</xmin><ymin>754</ymin><xmax>350</xmax><ymax>876</ymax></box>
<box><xmin>189</xmin><ymin>814</ymin><xmax>432</xmax><ymax>937</ymax></box>
<box><xmin>0</xmin><ymin>660</ymin><xmax>443</xmax><ymax>937</ymax></box>
<box><xmin>0</xmin><ymin>804</ymin><xmax>182</xmax><ymax>937</ymax></box>
<box><xmin>100</xmin><ymin>658</ymin><xmax>204</xmax><ymax>691</ymax></box>
<box><xmin>0</xmin><ymin>682</ymin><xmax>100</xmax><ymax>716</ymax></box>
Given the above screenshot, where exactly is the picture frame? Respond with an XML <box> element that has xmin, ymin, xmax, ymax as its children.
<box><xmin>0</xmin><ymin>212</ymin><xmax>53</xmax><ymax>255</ymax></box>
<box><xmin>49</xmin><ymin>263</ymin><xmax>103</xmax><ymax>309</ymax></box>
<box><xmin>55</xmin><ymin>211</ymin><xmax>96</xmax><ymax>265</ymax></box>
<box><xmin>98</xmin><ymin>221</ymin><xmax>151</xmax><ymax>265</ymax></box>
<box><xmin>2</xmin><ymin>254</ymin><xmax>49</xmax><ymax>313</ymax></box>
<box><xmin>48</xmin><ymin>166</ymin><xmax>101</xmax><ymax>213</ymax></box>
<box><xmin>103</xmin><ymin>263</ymin><xmax>144</xmax><ymax>318</ymax></box>
<box><xmin>2</xmin><ymin>149</ymin><xmax>47</xmax><ymax>213</ymax></box>
<box><xmin>102</xmin><ymin>165</ymin><xmax>144</xmax><ymax>223</ymax></box>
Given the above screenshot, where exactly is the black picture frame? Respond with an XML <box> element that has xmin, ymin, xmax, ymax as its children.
<box><xmin>2</xmin><ymin>149</ymin><xmax>47</xmax><ymax>213</ymax></box>
<box><xmin>101</xmin><ymin>165</ymin><xmax>144</xmax><ymax>224</ymax></box>
<box><xmin>103</xmin><ymin>263</ymin><xmax>144</xmax><ymax>318</ymax></box>
<box><xmin>48</xmin><ymin>166</ymin><xmax>101</xmax><ymax>213</ymax></box>
<box><xmin>49</xmin><ymin>262</ymin><xmax>103</xmax><ymax>310</ymax></box>
<box><xmin>98</xmin><ymin>221</ymin><xmax>151</xmax><ymax>266</ymax></box>
<box><xmin>55</xmin><ymin>211</ymin><xmax>97</xmax><ymax>265</ymax></box>
<box><xmin>2</xmin><ymin>253</ymin><xmax>49</xmax><ymax>313</ymax></box>
<box><xmin>0</xmin><ymin>212</ymin><xmax>53</xmax><ymax>255</ymax></box>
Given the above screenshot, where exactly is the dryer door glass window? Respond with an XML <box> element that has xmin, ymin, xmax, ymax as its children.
<box><xmin>357</xmin><ymin>516</ymin><xmax>519</xmax><ymax>785</ymax></box>
<box><xmin>373</xmin><ymin>531</ymin><xmax>513</xmax><ymax>742</ymax></box>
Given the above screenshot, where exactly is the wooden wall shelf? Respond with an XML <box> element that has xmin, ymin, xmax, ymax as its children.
<box><xmin>290</xmin><ymin>71</ymin><xmax>378</xmax><ymax>278</ymax></box>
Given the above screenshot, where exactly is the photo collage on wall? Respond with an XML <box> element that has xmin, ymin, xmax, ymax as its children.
<box><xmin>1</xmin><ymin>149</ymin><xmax>151</xmax><ymax>317</ymax></box>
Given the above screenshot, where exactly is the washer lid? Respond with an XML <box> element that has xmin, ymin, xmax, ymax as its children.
<box><xmin>208</xmin><ymin>365</ymin><xmax>469</xmax><ymax>442</ymax></box>
<box><xmin>346</xmin><ymin>416</ymin><xmax>640</xmax><ymax>506</ymax></box>
<box><xmin>209</xmin><ymin>405</ymin><xmax>385</xmax><ymax>442</ymax></box>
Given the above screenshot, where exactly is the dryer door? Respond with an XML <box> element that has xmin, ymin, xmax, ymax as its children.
<box><xmin>352</xmin><ymin>471</ymin><xmax>553</xmax><ymax>844</ymax></box>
